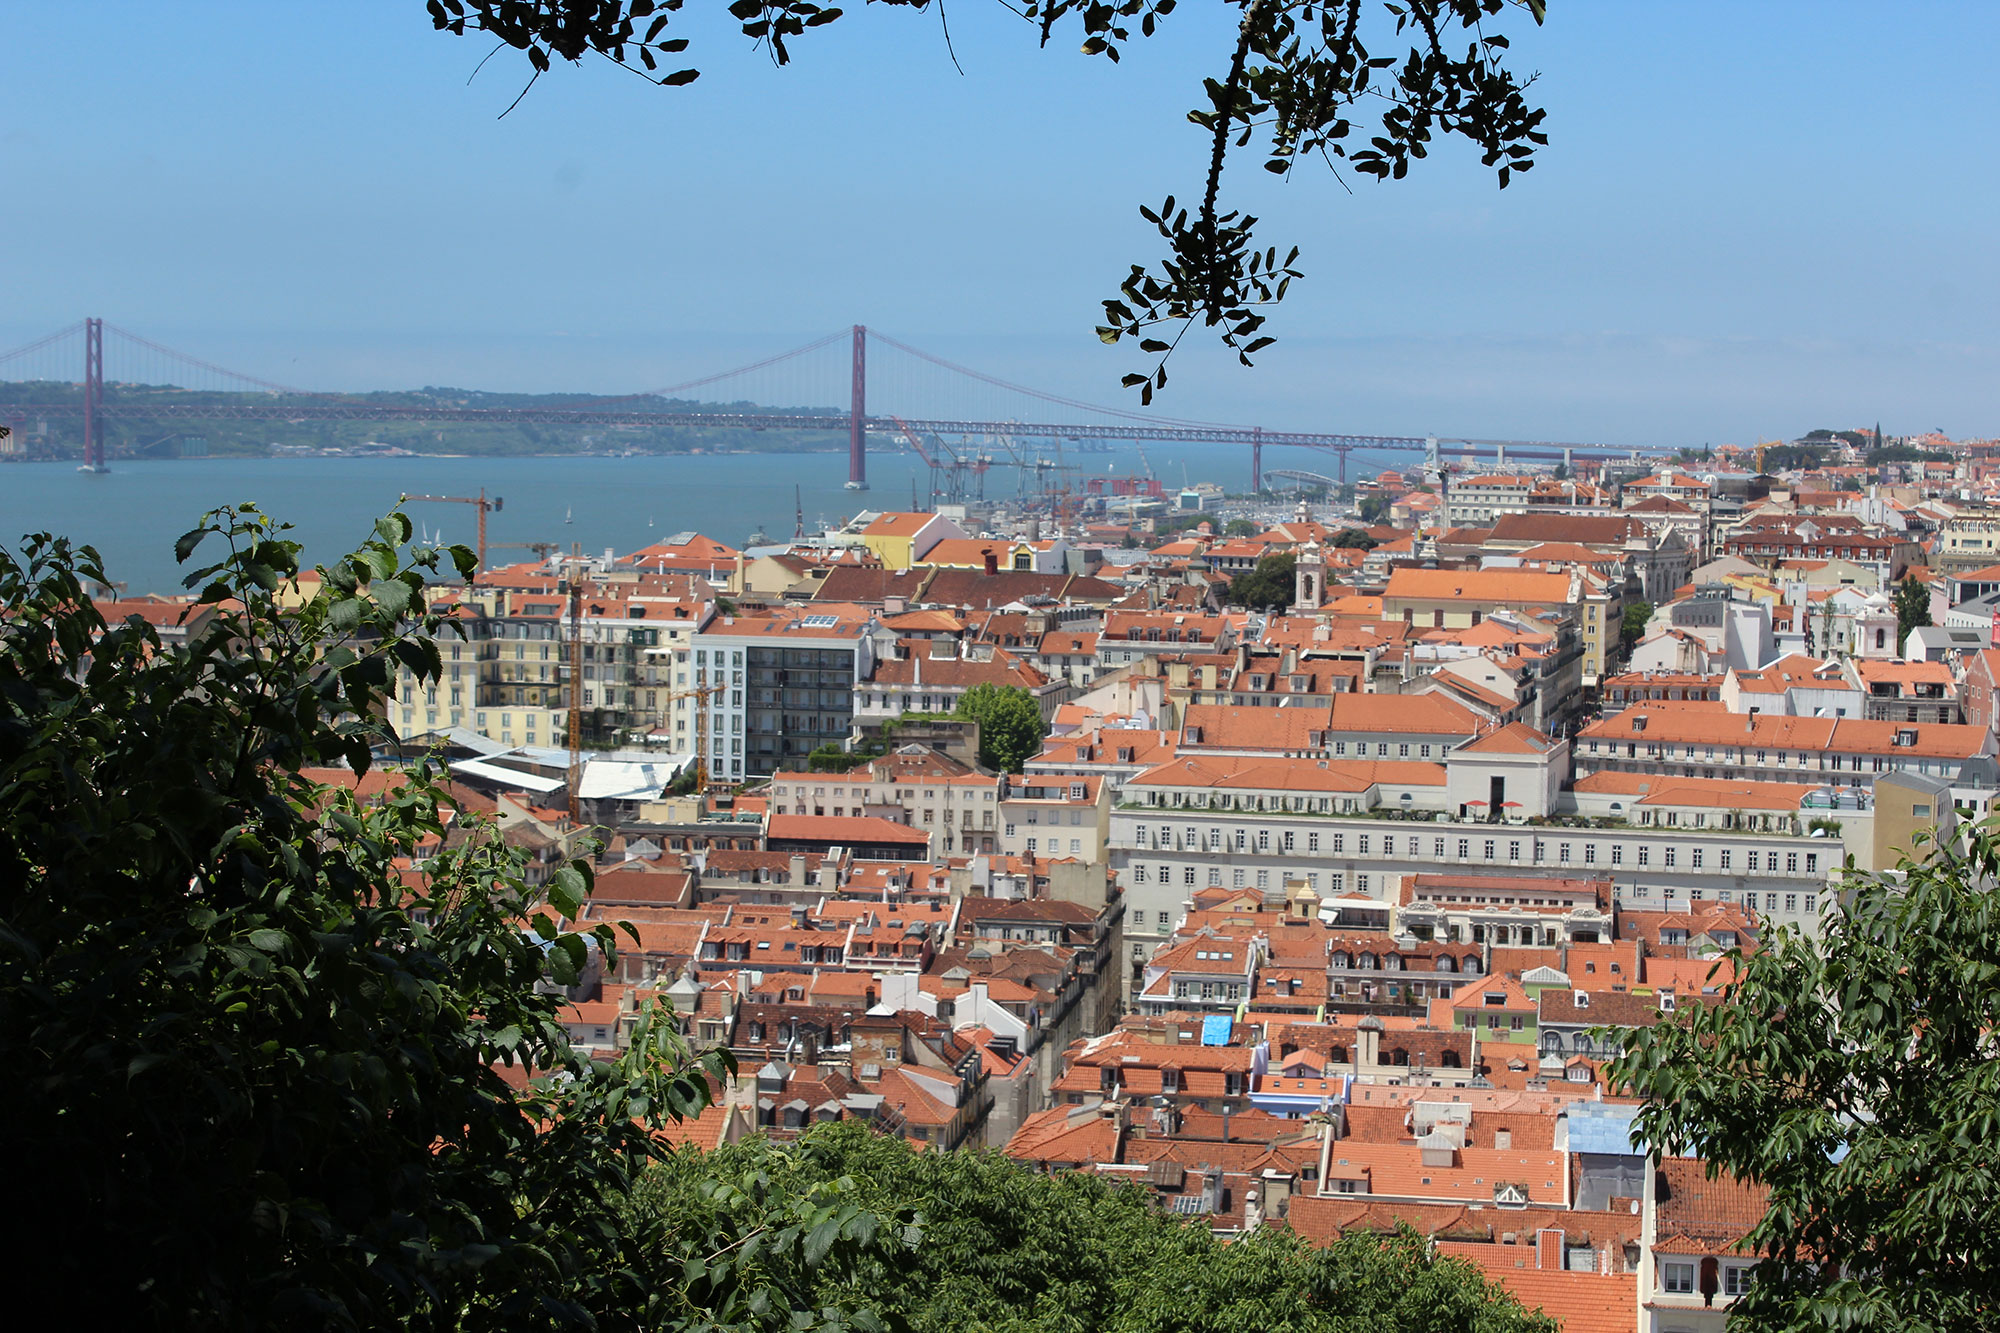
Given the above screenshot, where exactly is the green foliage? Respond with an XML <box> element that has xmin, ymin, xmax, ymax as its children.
<box><xmin>1868</xmin><ymin>444</ymin><xmax>1951</xmax><ymax>465</ymax></box>
<box><xmin>629</xmin><ymin>1124</ymin><xmax>1559</xmax><ymax>1333</ymax></box>
<box><xmin>1608</xmin><ymin>819</ymin><xmax>2000</xmax><ymax>1332</ymax></box>
<box><xmin>1355</xmin><ymin>493</ymin><xmax>1390</xmax><ymax>524</ymax></box>
<box><xmin>1758</xmin><ymin>444</ymin><xmax>1824</xmax><ymax>473</ymax></box>
<box><xmin>429</xmin><ymin>2</ymin><xmax>1548</xmax><ymax>400</ymax></box>
<box><xmin>0</xmin><ymin>507</ymin><xmax>731</xmax><ymax>1330</ymax></box>
<box><xmin>1223</xmin><ymin>518</ymin><xmax>1258</xmax><ymax>538</ymax></box>
<box><xmin>1224</xmin><ymin>550</ymin><xmax>1298</xmax><ymax>611</ymax></box>
<box><xmin>952</xmin><ymin>683</ymin><xmax>1047</xmax><ymax>774</ymax></box>
<box><xmin>807</xmin><ymin>739</ymin><xmax>881</xmax><ymax>773</ymax></box>
<box><xmin>1894</xmin><ymin>576</ymin><xmax>1932</xmax><ymax>645</ymax></box>
<box><xmin>1620</xmin><ymin>599</ymin><xmax>1654</xmax><ymax>646</ymax></box>
<box><xmin>1329</xmin><ymin>528</ymin><xmax>1378</xmax><ymax>550</ymax></box>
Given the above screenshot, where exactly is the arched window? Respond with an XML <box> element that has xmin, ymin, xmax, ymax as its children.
<box><xmin>1542</xmin><ymin>1032</ymin><xmax>1566</xmax><ymax>1053</ymax></box>
<box><xmin>1876</xmin><ymin>627</ymin><xmax>1886</xmax><ymax>650</ymax></box>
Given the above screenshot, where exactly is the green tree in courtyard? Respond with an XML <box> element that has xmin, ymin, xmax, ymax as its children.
<box><xmin>1330</xmin><ymin>528</ymin><xmax>1378</xmax><ymax>549</ymax></box>
<box><xmin>1608</xmin><ymin>819</ymin><xmax>2000</xmax><ymax>1332</ymax></box>
<box><xmin>1620</xmin><ymin>599</ymin><xmax>1653</xmax><ymax>647</ymax></box>
<box><xmin>952</xmin><ymin>682</ymin><xmax>1047</xmax><ymax>773</ymax></box>
<box><xmin>1225</xmin><ymin>550</ymin><xmax>1298</xmax><ymax>611</ymax></box>
<box><xmin>629</xmin><ymin>1123</ymin><xmax>1560</xmax><ymax>1333</ymax></box>
<box><xmin>0</xmin><ymin>510</ymin><xmax>732</xmax><ymax>1330</ymax></box>
<box><xmin>1224</xmin><ymin>518</ymin><xmax>1258</xmax><ymax>538</ymax></box>
<box><xmin>1894</xmin><ymin>574</ymin><xmax>1932</xmax><ymax>648</ymax></box>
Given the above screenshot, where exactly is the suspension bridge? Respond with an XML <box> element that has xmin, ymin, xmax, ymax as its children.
<box><xmin>0</xmin><ymin>318</ymin><xmax>1675</xmax><ymax>488</ymax></box>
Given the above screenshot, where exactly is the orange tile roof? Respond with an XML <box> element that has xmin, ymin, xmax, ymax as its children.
<box><xmin>1435</xmin><ymin>1245</ymin><xmax>1637</xmax><ymax>1333</ymax></box>
<box><xmin>1384</xmin><ymin>567</ymin><xmax>1576</xmax><ymax>605</ymax></box>
<box><xmin>862</xmin><ymin>511</ymin><xmax>941</xmax><ymax>536</ymax></box>
<box><xmin>766</xmin><ymin>814</ymin><xmax>931</xmax><ymax>845</ymax></box>
<box><xmin>1457</xmin><ymin>722</ymin><xmax>1558</xmax><ymax>755</ymax></box>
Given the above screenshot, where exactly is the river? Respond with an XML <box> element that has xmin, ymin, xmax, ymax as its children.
<box><xmin>1</xmin><ymin>442</ymin><xmax>1412</xmax><ymax>595</ymax></box>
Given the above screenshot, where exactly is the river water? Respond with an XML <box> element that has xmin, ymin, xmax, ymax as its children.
<box><xmin>1</xmin><ymin>442</ymin><xmax>1411</xmax><ymax>595</ymax></box>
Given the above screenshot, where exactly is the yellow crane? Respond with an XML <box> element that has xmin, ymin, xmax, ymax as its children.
<box><xmin>401</xmin><ymin>488</ymin><xmax>504</xmax><ymax>580</ymax></box>
<box><xmin>660</xmin><ymin>679</ymin><xmax>725</xmax><ymax>794</ymax></box>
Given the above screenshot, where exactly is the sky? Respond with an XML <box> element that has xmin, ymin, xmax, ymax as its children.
<box><xmin>3</xmin><ymin>1</ymin><xmax>1999</xmax><ymax>446</ymax></box>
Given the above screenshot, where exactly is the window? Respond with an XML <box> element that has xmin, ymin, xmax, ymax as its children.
<box><xmin>1559</xmin><ymin>843</ymin><xmax>1572</xmax><ymax>864</ymax></box>
<box><xmin>1637</xmin><ymin>846</ymin><xmax>1650</xmax><ymax>867</ymax></box>
<box><xmin>1184</xmin><ymin>867</ymin><xmax>1197</xmax><ymax>886</ymax></box>
<box><xmin>1664</xmin><ymin>847</ymin><xmax>1676</xmax><ymax>868</ymax></box>
<box><xmin>1662</xmin><ymin>1263</ymin><xmax>1695</xmax><ymax>1295</ymax></box>
<box><xmin>1610</xmin><ymin>846</ymin><xmax>1623</xmax><ymax>866</ymax></box>
<box><xmin>1691</xmin><ymin>847</ymin><xmax>1704</xmax><ymax>869</ymax></box>
<box><xmin>1723</xmin><ymin>1264</ymin><xmax>1756</xmax><ymax>1296</ymax></box>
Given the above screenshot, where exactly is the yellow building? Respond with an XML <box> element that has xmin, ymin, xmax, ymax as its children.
<box><xmin>858</xmin><ymin>511</ymin><xmax>964</xmax><ymax>571</ymax></box>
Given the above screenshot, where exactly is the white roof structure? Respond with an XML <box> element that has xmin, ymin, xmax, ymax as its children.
<box><xmin>577</xmin><ymin>756</ymin><xmax>690</xmax><ymax>802</ymax></box>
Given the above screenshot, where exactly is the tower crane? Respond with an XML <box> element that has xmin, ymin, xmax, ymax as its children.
<box><xmin>660</xmin><ymin>680</ymin><xmax>726</xmax><ymax>793</ymax></box>
<box><xmin>401</xmin><ymin>488</ymin><xmax>503</xmax><ymax>580</ymax></box>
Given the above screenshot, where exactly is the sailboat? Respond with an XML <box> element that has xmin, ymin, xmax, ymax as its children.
<box><xmin>564</xmin><ymin>506</ymin><xmax>573</xmax><ymax>525</ymax></box>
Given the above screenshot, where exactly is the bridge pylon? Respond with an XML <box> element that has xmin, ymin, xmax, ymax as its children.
<box><xmin>846</xmin><ymin>325</ymin><xmax>868</xmax><ymax>491</ymax></box>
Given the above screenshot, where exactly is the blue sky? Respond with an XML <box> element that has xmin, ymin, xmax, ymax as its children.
<box><xmin>3</xmin><ymin>1</ymin><xmax>1997</xmax><ymax>445</ymax></box>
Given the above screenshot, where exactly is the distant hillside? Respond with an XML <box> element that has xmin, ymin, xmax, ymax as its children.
<box><xmin>0</xmin><ymin>380</ymin><xmax>848</xmax><ymax>461</ymax></box>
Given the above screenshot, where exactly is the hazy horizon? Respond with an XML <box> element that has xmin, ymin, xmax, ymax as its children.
<box><xmin>5</xmin><ymin>3</ymin><xmax>1998</xmax><ymax>446</ymax></box>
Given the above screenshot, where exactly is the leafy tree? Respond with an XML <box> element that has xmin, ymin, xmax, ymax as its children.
<box><xmin>1619</xmin><ymin>599</ymin><xmax>1653</xmax><ymax>646</ymax></box>
<box><xmin>952</xmin><ymin>682</ymin><xmax>1046</xmax><ymax>773</ymax></box>
<box><xmin>1330</xmin><ymin>528</ymin><xmax>1378</xmax><ymax>550</ymax></box>
<box><xmin>629</xmin><ymin>1123</ymin><xmax>1559</xmax><ymax>1333</ymax></box>
<box><xmin>426</xmin><ymin>1</ymin><xmax>1548</xmax><ymax>399</ymax></box>
<box><xmin>0</xmin><ymin>509</ymin><xmax>730</xmax><ymax>1330</ymax></box>
<box><xmin>1868</xmin><ymin>444</ymin><xmax>1951</xmax><ymax>465</ymax></box>
<box><xmin>1894</xmin><ymin>575</ymin><xmax>1932</xmax><ymax>647</ymax></box>
<box><xmin>1223</xmin><ymin>518</ymin><xmax>1259</xmax><ymax>538</ymax></box>
<box><xmin>1356</xmin><ymin>493</ymin><xmax>1390</xmax><ymax>524</ymax></box>
<box><xmin>1607</xmin><ymin>821</ymin><xmax>2000</xmax><ymax>1331</ymax></box>
<box><xmin>1224</xmin><ymin>550</ymin><xmax>1297</xmax><ymax>611</ymax></box>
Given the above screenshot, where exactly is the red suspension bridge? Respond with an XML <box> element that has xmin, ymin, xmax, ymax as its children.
<box><xmin>0</xmin><ymin>318</ymin><xmax>1674</xmax><ymax>488</ymax></box>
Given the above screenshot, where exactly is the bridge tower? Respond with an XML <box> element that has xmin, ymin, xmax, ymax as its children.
<box><xmin>846</xmin><ymin>324</ymin><xmax>868</xmax><ymax>491</ymax></box>
<box><xmin>82</xmin><ymin>317</ymin><xmax>106</xmax><ymax>473</ymax></box>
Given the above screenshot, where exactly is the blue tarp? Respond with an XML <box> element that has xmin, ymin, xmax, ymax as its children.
<box><xmin>1200</xmin><ymin>1014</ymin><xmax>1232</xmax><ymax>1046</ymax></box>
<box><xmin>1565</xmin><ymin>1102</ymin><xmax>1644</xmax><ymax>1155</ymax></box>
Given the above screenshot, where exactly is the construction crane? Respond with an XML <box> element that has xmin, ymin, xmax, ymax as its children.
<box><xmin>660</xmin><ymin>680</ymin><xmax>725</xmax><ymax>793</ymax></box>
<box><xmin>401</xmin><ymin>488</ymin><xmax>503</xmax><ymax>579</ymax></box>
<box><xmin>560</xmin><ymin>559</ymin><xmax>587</xmax><ymax>825</ymax></box>
<box><xmin>487</xmin><ymin>540</ymin><xmax>561</xmax><ymax>564</ymax></box>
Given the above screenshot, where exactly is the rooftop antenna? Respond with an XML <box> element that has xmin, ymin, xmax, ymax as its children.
<box><xmin>794</xmin><ymin>484</ymin><xmax>805</xmax><ymax>540</ymax></box>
